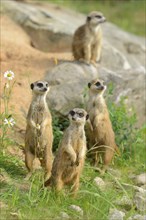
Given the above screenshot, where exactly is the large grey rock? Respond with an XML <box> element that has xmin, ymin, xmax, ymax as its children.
<box><xmin>2</xmin><ymin>0</ymin><xmax>145</xmax><ymax>67</ymax></box>
<box><xmin>2</xmin><ymin>0</ymin><xmax>146</xmax><ymax>126</ymax></box>
<box><xmin>45</xmin><ymin>62</ymin><xmax>145</xmax><ymax>127</ymax></box>
<box><xmin>45</xmin><ymin>61</ymin><xmax>98</xmax><ymax>115</ymax></box>
<box><xmin>1</xmin><ymin>0</ymin><xmax>84</xmax><ymax>52</ymax></box>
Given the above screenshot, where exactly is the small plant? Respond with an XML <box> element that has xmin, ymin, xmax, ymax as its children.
<box><xmin>0</xmin><ymin>70</ymin><xmax>16</xmax><ymax>151</ymax></box>
<box><xmin>52</xmin><ymin>112</ymin><xmax>69</xmax><ymax>152</ymax></box>
<box><xmin>105</xmin><ymin>83</ymin><xmax>137</xmax><ymax>158</ymax></box>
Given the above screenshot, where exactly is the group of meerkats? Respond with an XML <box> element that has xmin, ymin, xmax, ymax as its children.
<box><xmin>25</xmin><ymin>11</ymin><xmax>119</xmax><ymax>196</ymax></box>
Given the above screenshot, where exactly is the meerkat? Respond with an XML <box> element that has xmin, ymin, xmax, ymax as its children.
<box><xmin>72</xmin><ymin>11</ymin><xmax>106</xmax><ymax>66</ymax></box>
<box><xmin>44</xmin><ymin>108</ymin><xmax>88</xmax><ymax>196</ymax></box>
<box><xmin>86</xmin><ymin>79</ymin><xmax>119</xmax><ymax>175</ymax></box>
<box><xmin>25</xmin><ymin>80</ymin><xmax>53</xmax><ymax>180</ymax></box>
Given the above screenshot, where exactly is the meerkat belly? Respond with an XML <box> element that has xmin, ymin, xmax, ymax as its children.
<box><xmin>32</xmin><ymin>109</ymin><xmax>45</xmax><ymax>124</ymax></box>
<box><xmin>26</xmin><ymin>126</ymin><xmax>46</xmax><ymax>157</ymax></box>
<box><xmin>92</xmin><ymin>111</ymin><xmax>106</xmax><ymax>143</ymax></box>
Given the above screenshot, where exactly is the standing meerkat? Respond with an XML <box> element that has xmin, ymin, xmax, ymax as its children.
<box><xmin>86</xmin><ymin>79</ymin><xmax>119</xmax><ymax>175</ymax></box>
<box><xmin>25</xmin><ymin>80</ymin><xmax>53</xmax><ymax>180</ymax></box>
<box><xmin>44</xmin><ymin>108</ymin><xmax>88</xmax><ymax>196</ymax></box>
<box><xmin>72</xmin><ymin>11</ymin><xmax>106</xmax><ymax>66</ymax></box>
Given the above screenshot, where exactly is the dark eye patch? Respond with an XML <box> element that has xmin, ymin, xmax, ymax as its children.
<box><xmin>95</xmin><ymin>82</ymin><xmax>101</xmax><ymax>86</ymax></box>
<box><xmin>37</xmin><ymin>83</ymin><xmax>43</xmax><ymax>88</ymax></box>
<box><xmin>87</xmin><ymin>16</ymin><xmax>91</xmax><ymax>21</ymax></box>
<box><xmin>95</xmin><ymin>15</ymin><xmax>102</xmax><ymax>19</ymax></box>
<box><xmin>78</xmin><ymin>112</ymin><xmax>84</xmax><ymax>118</ymax></box>
<box><xmin>69</xmin><ymin>110</ymin><xmax>75</xmax><ymax>116</ymax></box>
<box><xmin>46</xmin><ymin>83</ymin><xmax>48</xmax><ymax>87</ymax></box>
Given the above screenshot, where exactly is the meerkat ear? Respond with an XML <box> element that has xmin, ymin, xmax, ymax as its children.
<box><xmin>30</xmin><ymin>83</ymin><xmax>34</xmax><ymax>90</ymax></box>
<box><xmin>86</xmin><ymin>114</ymin><xmax>89</xmax><ymax>120</ymax></box>
<box><xmin>69</xmin><ymin>110</ymin><xmax>75</xmax><ymax>116</ymax></box>
<box><xmin>88</xmin><ymin>83</ymin><xmax>91</xmax><ymax>88</ymax></box>
<box><xmin>87</xmin><ymin>16</ymin><xmax>91</xmax><ymax>21</ymax></box>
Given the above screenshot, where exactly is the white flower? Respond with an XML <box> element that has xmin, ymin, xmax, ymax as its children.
<box><xmin>4</xmin><ymin>117</ymin><xmax>16</xmax><ymax>127</ymax></box>
<box><xmin>4</xmin><ymin>70</ymin><xmax>15</xmax><ymax>80</ymax></box>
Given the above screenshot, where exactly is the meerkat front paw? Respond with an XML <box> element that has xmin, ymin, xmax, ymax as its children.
<box><xmin>36</xmin><ymin>124</ymin><xmax>41</xmax><ymax>130</ymax></box>
<box><xmin>90</xmin><ymin>60</ymin><xmax>98</xmax><ymax>67</ymax></box>
<box><xmin>79</xmin><ymin>58</ymin><xmax>90</xmax><ymax>65</ymax></box>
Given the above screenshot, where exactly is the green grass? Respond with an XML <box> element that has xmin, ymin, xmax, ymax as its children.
<box><xmin>0</xmin><ymin>72</ymin><xmax>145</xmax><ymax>219</ymax></box>
<box><xmin>0</xmin><ymin>146</ymin><xmax>145</xmax><ymax>220</ymax></box>
<box><xmin>0</xmin><ymin>95</ymin><xmax>145</xmax><ymax>219</ymax></box>
<box><xmin>43</xmin><ymin>0</ymin><xmax>145</xmax><ymax>36</ymax></box>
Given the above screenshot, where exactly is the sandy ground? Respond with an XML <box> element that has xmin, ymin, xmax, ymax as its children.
<box><xmin>0</xmin><ymin>14</ymin><xmax>72</xmax><ymax>147</ymax></box>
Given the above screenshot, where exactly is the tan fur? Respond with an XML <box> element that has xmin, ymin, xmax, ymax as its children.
<box><xmin>25</xmin><ymin>80</ymin><xmax>53</xmax><ymax>180</ymax></box>
<box><xmin>72</xmin><ymin>11</ymin><xmax>106</xmax><ymax>66</ymax></box>
<box><xmin>86</xmin><ymin>79</ymin><xmax>119</xmax><ymax>175</ymax></box>
<box><xmin>45</xmin><ymin>108</ymin><xmax>88</xmax><ymax>196</ymax></box>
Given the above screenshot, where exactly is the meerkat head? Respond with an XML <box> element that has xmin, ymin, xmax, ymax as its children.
<box><xmin>88</xmin><ymin>79</ymin><xmax>106</xmax><ymax>95</ymax></box>
<box><xmin>68</xmin><ymin>108</ymin><xmax>89</xmax><ymax>125</ymax></box>
<box><xmin>86</xmin><ymin>11</ymin><xmax>106</xmax><ymax>26</ymax></box>
<box><xmin>30</xmin><ymin>80</ymin><xmax>50</xmax><ymax>95</ymax></box>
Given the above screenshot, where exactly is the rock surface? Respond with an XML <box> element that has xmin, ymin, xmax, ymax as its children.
<box><xmin>128</xmin><ymin>214</ymin><xmax>146</xmax><ymax>220</ymax></box>
<box><xmin>56</xmin><ymin>212</ymin><xmax>70</xmax><ymax>220</ymax></box>
<box><xmin>45</xmin><ymin>61</ymin><xmax>98</xmax><ymax>115</ymax></box>
<box><xmin>135</xmin><ymin>173</ymin><xmax>146</xmax><ymax>186</ymax></box>
<box><xmin>1</xmin><ymin>0</ymin><xmax>146</xmax><ymax>127</ymax></box>
<box><xmin>108</xmin><ymin>208</ymin><xmax>125</xmax><ymax>220</ymax></box>
<box><xmin>93</xmin><ymin>177</ymin><xmax>106</xmax><ymax>190</ymax></box>
<box><xmin>114</xmin><ymin>195</ymin><xmax>133</xmax><ymax>211</ymax></box>
<box><xmin>69</xmin><ymin>205</ymin><xmax>83</xmax><ymax>216</ymax></box>
<box><xmin>134</xmin><ymin>191</ymin><xmax>146</xmax><ymax>212</ymax></box>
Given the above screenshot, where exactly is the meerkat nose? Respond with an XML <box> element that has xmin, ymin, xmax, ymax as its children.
<box><xmin>43</xmin><ymin>88</ymin><xmax>47</xmax><ymax>91</ymax></box>
<box><xmin>103</xmin><ymin>17</ymin><xmax>106</xmax><ymax>22</ymax></box>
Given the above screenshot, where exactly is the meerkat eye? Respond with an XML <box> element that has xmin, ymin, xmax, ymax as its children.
<box><xmin>69</xmin><ymin>110</ymin><xmax>75</xmax><ymax>116</ymax></box>
<box><xmin>87</xmin><ymin>16</ymin><xmax>91</xmax><ymax>21</ymax></box>
<box><xmin>95</xmin><ymin>82</ymin><xmax>101</xmax><ymax>86</ymax></box>
<box><xmin>37</xmin><ymin>83</ymin><xmax>43</xmax><ymax>88</ymax></box>
<box><xmin>95</xmin><ymin>15</ymin><xmax>102</xmax><ymax>19</ymax></box>
<box><xmin>78</xmin><ymin>113</ymin><xmax>84</xmax><ymax>118</ymax></box>
<box><xmin>46</xmin><ymin>83</ymin><xmax>48</xmax><ymax>87</ymax></box>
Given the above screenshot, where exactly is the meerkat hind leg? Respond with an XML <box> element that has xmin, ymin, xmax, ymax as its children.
<box><xmin>25</xmin><ymin>151</ymin><xmax>35</xmax><ymax>180</ymax></box>
<box><xmin>44</xmin><ymin>151</ymin><xmax>53</xmax><ymax>181</ymax></box>
<box><xmin>101</xmin><ymin>149</ymin><xmax>114</xmax><ymax>176</ymax></box>
<box><xmin>70</xmin><ymin>174</ymin><xmax>80</xmax><ymax>197</ymax></box>
<box><xmin>55</xmin><ymin>177</ymin><xmax>64</xmax><ymax>192</ymax></box>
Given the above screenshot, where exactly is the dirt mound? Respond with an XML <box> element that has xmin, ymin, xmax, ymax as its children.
<box><xmin>1</xmin><ymin>14</ymin><xmax>72</xmax><ymax>134</ymax></box>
